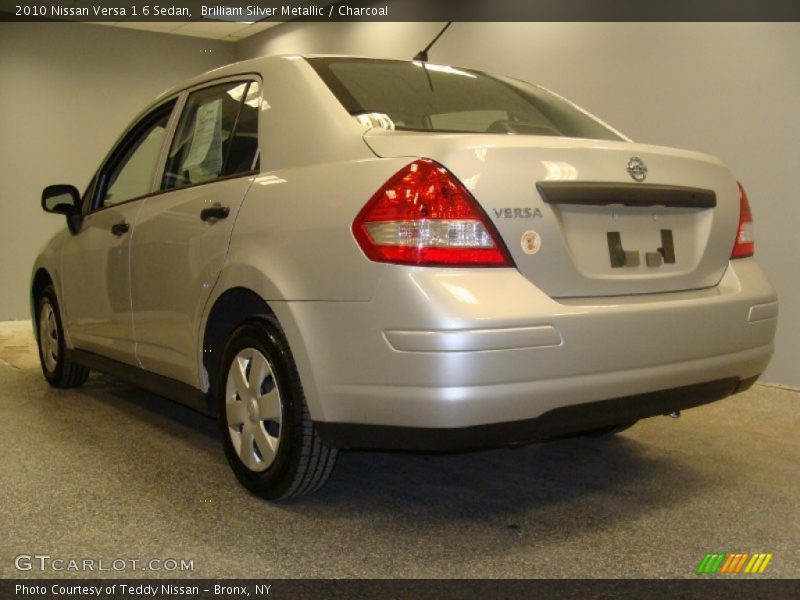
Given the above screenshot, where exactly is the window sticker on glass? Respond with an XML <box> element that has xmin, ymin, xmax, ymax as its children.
<box><xmin>162</xmin><ymin>81</ymin><xmax>260</xmax><ymax>191</ymax></box>
<box><xmin>183</xmin><ymin>99</ymin><xmax>223</xmax><ymax>177</ymax></box>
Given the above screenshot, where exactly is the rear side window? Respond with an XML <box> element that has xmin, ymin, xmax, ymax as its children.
<box><xmin>309</xmin><ymin>58</ymin><xmax>622</xmax><ymax>141</ymax></box>
<box><xmin>162</xmin><ymin>80</ymin><xmax>260</xmax><ymax>191</ymax></box>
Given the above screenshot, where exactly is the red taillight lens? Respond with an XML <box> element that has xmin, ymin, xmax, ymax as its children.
<box><xmin>353</xmin><ymin>159</ymin><xmax>513</xmax><ymax>267</ymax></box>
<box><xmin>731</xmin><ymin>181</ymin><xmax>754</xmax><ymax>259</ymax></box>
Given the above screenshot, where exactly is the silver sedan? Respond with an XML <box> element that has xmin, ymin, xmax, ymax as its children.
<box><xmin>32</xmin><ymin>55</ymin><xmax>777</xmax><ymax>498</ymax></box>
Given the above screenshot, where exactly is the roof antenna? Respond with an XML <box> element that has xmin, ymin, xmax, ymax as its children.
<box><xmin>413</xmin><ymin>22</ymin><xmax>453</xmax><ymax>62</ymax></box>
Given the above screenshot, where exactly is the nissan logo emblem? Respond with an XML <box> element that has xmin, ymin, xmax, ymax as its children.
<box><xmin>627</xmin><ymin>157</ymin><xmax>648</xmax><ymax>182</ymax></box>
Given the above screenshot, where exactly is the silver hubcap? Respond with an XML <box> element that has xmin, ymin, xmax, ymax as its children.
<box><xmin>225</xmin><ymin>348</ymin><xmax>283</xmax><ymax>472</ymax></box>
<box><xmin>39</xmin><ymin>302</ymin><xmax>58</xmax><ymax>373</ymax></box>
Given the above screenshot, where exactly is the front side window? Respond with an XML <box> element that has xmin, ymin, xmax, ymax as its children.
<box><xmin>98</xmin><ymin>102</ymin><xmax>174</xmax><ymax>207</ymax></box>
<box><xmin>162</xmin><ymin>80</ymin><xmax>260</xmax><ymax>191</ymax></box>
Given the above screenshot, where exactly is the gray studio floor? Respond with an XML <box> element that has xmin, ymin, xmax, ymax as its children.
<box><xmin>1</xmin><ymin>321</ymin><xmax>797</xmax><ymax>579</ymax></box>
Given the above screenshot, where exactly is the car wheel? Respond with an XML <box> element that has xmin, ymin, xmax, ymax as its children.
<box><xmin>36</xmin><ymin>285</ymin><xmax>90</xmax><ymax>388</ymax></box>
<box><xmin>217</xmin><ymin>317</ymin><xmax>337</xmax><ymax>499</ymax></box>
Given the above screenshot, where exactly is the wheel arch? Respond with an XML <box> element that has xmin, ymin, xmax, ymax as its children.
<box><xmin>201</xmin><ymin>287</ymin><xmax>273</xmax><ymax>414</ymax></box>
<box><xmin>200</xmin><ymin>283</ymin><xmax>325</xmax><ymax>421</ymax></box>
<box><xmin>31</xmin><ymin>268</ymin><xmax>54</xmax><ymax>335</ymax></box>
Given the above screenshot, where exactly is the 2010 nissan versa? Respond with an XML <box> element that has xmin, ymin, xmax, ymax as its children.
<box><xmin>32</xmin><ymin>55</ymin><xmax>778</xmax><ymax>498</ymax></box>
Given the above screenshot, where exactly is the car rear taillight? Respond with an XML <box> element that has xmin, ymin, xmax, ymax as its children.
<box><xmin>353</xmin><ymin>159</ymin><xmax>513</xmax><ymax>267</ymax></box>
<box><xmin>731</xmin><ymin>181</ymin><xmax>754</xmax><ymax>259</ymax></box>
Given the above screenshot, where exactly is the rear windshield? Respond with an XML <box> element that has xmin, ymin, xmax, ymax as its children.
<box><xmin>308</xmin><ymin>57</ymin><xmax>623</xmax><ymax>141</ymax></box>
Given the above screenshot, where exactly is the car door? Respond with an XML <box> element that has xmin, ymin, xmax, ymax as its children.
<box><xmin>60</xmin><ymin>100</ymin><xmax>177</xmax><ymax>364</ymax></box>
<box><xmin>130</xmin><ymin>79</ymin><xmax>261</xmax><ymax>387</ymax></box>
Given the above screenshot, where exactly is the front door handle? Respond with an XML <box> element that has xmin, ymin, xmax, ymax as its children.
<box><xmin>111</xmin><ymin>222</ymin><xmax>130</xmax><ymax>237</ymax></box>
<box><xmin>200</xmin><ymin>204</ymin><xmax>230</xmax><ymax>222</ymax></box>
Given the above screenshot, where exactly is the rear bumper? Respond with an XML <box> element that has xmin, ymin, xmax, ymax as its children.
<box><xmin>316</xmin><ymin>377</ymin><xmax>757</xmax><ymax>451</ymax></box>
<box><xmin>275</xmin><ymin>258</ymin><xmax>776</xmax><ymax>447</ymax></box>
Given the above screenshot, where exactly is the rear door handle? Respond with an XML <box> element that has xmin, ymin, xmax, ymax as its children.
<box><xmin>200</xmin><ymin>204</ymin><xmax>230</xmax><ymax>222</ymax></box>
<box><xmin>111</xmin><ymin>222</ymin><xmax>130</xmax><ymax>236</ymax></box>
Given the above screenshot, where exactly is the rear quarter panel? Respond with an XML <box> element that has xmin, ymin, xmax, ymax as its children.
<box><xmin>202</xmin><ymin>57</ymin><xmax>417</xmax><ymax>413</ymax></box>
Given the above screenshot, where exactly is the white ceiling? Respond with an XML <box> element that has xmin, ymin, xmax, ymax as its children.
<box><xmin>87</xmin><ymin>21</ymin><xmax>281</xmax><ymax>41</ymax></box>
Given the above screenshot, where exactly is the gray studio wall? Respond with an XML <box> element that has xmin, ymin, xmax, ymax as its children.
<box><xmin>238</xmin><ymin>20</ymin><xmax>800</xmax><ymax>387</ymax></box>
<box><xmin>0</xmin><ymin>23</ymin><xmax>234</xmax><ymax>321</ymax></box>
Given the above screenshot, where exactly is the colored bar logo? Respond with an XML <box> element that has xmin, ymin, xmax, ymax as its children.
<box><xmin>696</xmin><ymin>552</ymin><xmax>773</xmax><ymax>574</ymax></box>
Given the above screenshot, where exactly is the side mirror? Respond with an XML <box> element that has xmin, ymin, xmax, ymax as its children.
<box><xmin>42</xmin><ymin>184</ymin><xmax>81</xmax><ymax>215</ymax></box>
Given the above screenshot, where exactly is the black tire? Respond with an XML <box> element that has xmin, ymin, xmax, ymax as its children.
<box><xmin>36</xmin><ymin>285</ymin><xmax>90</xmax><ymax>388</ymax></box>
<box><xmin>216</xmin><ymin>317</ymin><xmax>337</xmax><ymax>499</ymax></box>
<box><xmin>582</xmin><ymin>421</ymin><xmax>638</xmax><ymax>437</ymax></box>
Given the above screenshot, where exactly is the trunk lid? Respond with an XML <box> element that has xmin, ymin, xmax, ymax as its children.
<box><xmin>363</xmin><ymin>130</ymin><xmax>739</xmax><ymax>298</ymax></box>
